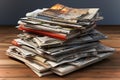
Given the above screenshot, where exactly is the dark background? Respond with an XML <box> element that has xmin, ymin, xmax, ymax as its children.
<box><xmin>0</xmin><ymin>0</ymin><xmax>120</xmax><ymax>25</ymax></box>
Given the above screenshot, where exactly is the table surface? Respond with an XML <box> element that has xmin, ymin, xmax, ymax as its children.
<box><xmin>0</xmin><ymin>26</ymin><xmax>120</xmax><ymax>80</ymax></box>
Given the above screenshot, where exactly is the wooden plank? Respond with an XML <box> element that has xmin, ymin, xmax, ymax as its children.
<box><xmin>0</xmin><ymin>59</ymin><xmax>23</xmax><ymax>66</ymax></box>
<box><xmin>1</xmin><ymin>78</ymin><xmax>120</xmax><ymax>80</ymax></box>
<box><xmin>101</xmin><ymin>40</ymin><xmax>120</xmax><ymax>48</ymax></box>
<box><xmin>0</xmin><ymin>68</ymin><xmax>37</xmax><ymax>78</ymax></box>
<box><xmin>0</xmin><ymin>68</ymin><xmax>120</xmax><ymax>78</ymax></box>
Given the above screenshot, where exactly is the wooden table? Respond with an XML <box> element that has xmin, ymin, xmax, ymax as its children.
<box><xmin>0</xmin><ymin>26</ymin><xmax>120</xmax><ymax>80</ymax></box>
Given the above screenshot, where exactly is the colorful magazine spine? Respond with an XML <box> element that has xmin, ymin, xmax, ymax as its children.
<box><xmin>17</xmin><ymin>24</ymin><xmax>67</xmax><ymax>40</ymax></box>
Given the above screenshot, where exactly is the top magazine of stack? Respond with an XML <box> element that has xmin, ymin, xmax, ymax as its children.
<box><xmin>26</xmin><ymin>4</ymin><xmax>102</xmax><ymax>25</ymax></box>
<box><xmin>23</xmin><ymin>3</ymin><xmax>103</xmax><ymax>27</ymax></box>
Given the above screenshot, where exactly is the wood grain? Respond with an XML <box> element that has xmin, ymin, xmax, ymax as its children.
<box><xmin>0</xmin><ymin>26</ymin><xmax>120</xmax><ymax>80</ymax></box>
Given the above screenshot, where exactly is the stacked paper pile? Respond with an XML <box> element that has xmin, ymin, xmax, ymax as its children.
<box><xmin>6</xmin><ymin>4</ymin><xmax>115</xmax><ymax>77</ymax></box>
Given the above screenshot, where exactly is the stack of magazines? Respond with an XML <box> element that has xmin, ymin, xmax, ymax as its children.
<box><xmin>6</xmin><ymin>4</ymin><xmax>115</xmax><ymax>77</ymax></box>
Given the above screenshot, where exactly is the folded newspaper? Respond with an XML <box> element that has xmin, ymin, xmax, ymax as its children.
<box><xmin>7</xmin><ymin>43</ymin><xmax>115</xmax><ymax>76</ymax></box>
<box><xmin>6</xmin><ymin>3</ymin><xmax>115</xmax><ymax>77</ymax></box>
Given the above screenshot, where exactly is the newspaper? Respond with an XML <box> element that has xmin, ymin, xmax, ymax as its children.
<box><xmin>16</xmin><ymin>29</ymin><xmax>107</xmax><ymax>48</ymax></box>
<box><xmin>6</xmin><ymin>3</ymin><xmax>115</xmax><ymax>77</ymax></box>
<box><xmin>6</xmin><ymin>44</ymin><xmax>115</xmax><ymax>76</ymax></box>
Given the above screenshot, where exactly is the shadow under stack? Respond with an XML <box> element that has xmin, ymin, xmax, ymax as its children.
<box><xmin>6</xmin><ymin>4</ymin><xmax>115</xmax><ymax>77</ymax></box>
